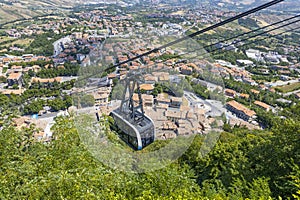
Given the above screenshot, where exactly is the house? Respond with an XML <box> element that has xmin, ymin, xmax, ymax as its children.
<box><xmin>250</xmin><ymin>89</ymin><xmax>260</xmax><ymax>95</ymax></box>
<box><xmin>170</xmin><ymin>97</ymin><xmax>182</xmax><ymax>108</ymax></box>
<box><xmin>7</xmin><ymin>72</ymin><xmax>23</xmax><ymax>86</ymax></box>
<box><xmin>165</xmin><ymin>110</ymin><xmax>186</xmax><ymax>122</ymax></box>
<box><xmin>152</xmin><ymin>72</ymin><xmax>169</xmax><ymax>82</ymax></box>
<box><xmin>87</xmin><ymin>77</ymin><xmax>112</xmax><ymax>87</ymax></box>
<box><xmin>31</xmin><ymin>77</ymin><xmax>63</xmax><ymax>84</ymax></box>
<box><xmin>226</xmin><ymin>100</ymin><xmax>256</xmax><ymax>122</ymax></box>
<box><xmin>140</xmin><ymin>84</ymin><xmax>154</xmax><ymax>94</ymax></box>
<box><xmin>32</xmin><ymin>65</ymin><xmax>41</xmax><ymax>73</ymax></box>
<box><xmin>180</xmin><ymin>65</ymin><xmax>193</xmax><ymax>75</ymax></box>
<box><xmin>94</xmin><ymin>92</ymin><xmax>109</xmax><ymax>106</ymax></box>
<box><xmin>242</xmin><ymin>77</ymin><xmax>257</xmax><ymax>86</ymax></box>
<box><xmin>11</xmin><ymin>65</ymin><xmax>23</xmax><ymax>72</ymax></box>
<box><xmin>144</xmin><ymin>74</ymin><xmax>157</xmax><ymax>84</ymax></box>
<box><xmin>271</xmin><ymin>65</ymin><xmax>289</xmax><ymax>71</ymax></box>
<box><xmin>240</xmin><ymin>93</ymin><xmax>250</xmax><ymax>99</ymax></box>
<box><xmin>225</xmin><ymin>89</ymin><xmax>236</xmax><ymax>98</ymax></box>
<box><xmin>280</xmin><ymin>75</ymin><xmax>290</xmax><ymax>81</ymax></box>
<box><xmin>162</xmin><ymin>121</ymin><xmax>177</xmax><ymax>131</ymax></box>
<box><xmin>295</xmin><ymin>93</ymin><xmax>300</xmax><ymax>100</ymax></box>
<box><xmin>142</xmin><ymin>94</ymin><xmax>154</xmax><ymax>107</ymax></box>
<box><xmin>225</xmin><ymin>44</ymin><xmax>237</xmax><ymax>52</ymax></box>
<box><xmin>1</xmin><ymin>89</ymin><xmax>24</xmax><ymax>96</ymax></box>
<box><xmin>132</xmin><ymin>93</ymin><xmax>153</xmax><ymax>107</ymax></box>
<box><xmin>214</xmin><ymin>43</ymin><xmax>224</xmax><ymax>49</ymax></box>
<box><xmin>192</xmin><ymin>79</ymin><xmax>208</xmax><ymax>87</ymax></box>
<box><xmin>156</xmin><ymin>93</ymin><xmax>170</xmax><ymax>105</ymax></box>
<box><xmin>254</xmin><ymin>101</ymin><xmax>271</xmax><ymax>112</ymax></box>
<box><xmin>2</xmin><ymin>57</ymin><xmax>11</xmax><ymax>64</ymax></box>
<box><xmin>278</xmin><ymin>70</ymin><xmax>291</xmax><ymax>75</ymax></box>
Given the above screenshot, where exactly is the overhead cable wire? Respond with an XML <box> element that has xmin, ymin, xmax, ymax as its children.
<box><xmin>81</xmin><ymin>25</ymin><xmax>300</xmax><ymax>95</ymax></box>
<box><xmin>201</xmin><ymin>14</ymin><xmax>300</xmax><ymax>50</ymax></box>
<box><xmin>1</xmin><ymin>0</ymin><xmax>286</xmax><ymax>112</ymax></box>
<box><xmin>178</xmin><ymin>17</ymin><xmax>300</xmax><ymax>58</ymax></box>
<box><xmin>72</xmin><ymin>0</ymin><xmax>284</xmax><ymax>83</ymax></box>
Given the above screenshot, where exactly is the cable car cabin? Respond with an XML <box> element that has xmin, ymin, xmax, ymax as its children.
<box><xmin>107</xmin><ymin>70</ymin><xmax>156</xmax><ymax>150</ymax></box>
<box><xmin>110</xmin><ymin>109</ymin><xmax>155</xmax><ymax>150</ymax></box>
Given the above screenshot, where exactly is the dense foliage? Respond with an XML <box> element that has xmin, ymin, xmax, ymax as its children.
<box><xmin>238</xmin><ymin>18</ymin><xmax>259</xmax><ymax>28</ymax></box>
<box><xmin>0</xmin><ymin>109</ymin><xmax>299</xmax><ymax>199</ymax></box>
<box><xmin>25</xmin><ymin>31</ymin><xmax>67</xmax><ymax>56</ymax></box>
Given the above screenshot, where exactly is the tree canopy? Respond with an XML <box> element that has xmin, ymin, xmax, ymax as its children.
<box><xmin>0</xmin><ymin>111</ymin><xmax>299</xmax><ymax>199</ymax></box>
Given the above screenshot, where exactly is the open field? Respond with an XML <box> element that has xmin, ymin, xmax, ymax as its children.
<box><xmin>276</xmin><ymin>82</ymin><xmax>300</xmax><ymax>93</ymax></box>
<box><xmin>0</xmin><ymin>36</ymin><xmax>14</xmax><ymax>43</ymax></box>
<box><xmin>0</xmin><ymin>37</ymin><xmax>33</xmax><ymax>48</ymax></box>
<box><xmin>171</xmin><ymin>11</ymin><xmax>185</xmax><ymax>15</ymax></box>
<box><xmin>0</xmin><ymin>0</ymin><xmax>74</xmax><ymax>26</ymax></box>
<box><xmin>11</xmin><ymin>38</ymin><xmax>33</xmax><ymax>46</ymax></box>
<box><xmin>0</xmin><ymin>4</ymin><xmax>44</xmax><ymax>25</ymax></box>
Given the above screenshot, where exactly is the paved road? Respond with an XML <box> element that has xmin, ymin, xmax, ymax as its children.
<box><xmin>205</xmin><ymin>100</ymin><xmax>226</xmax><ymax>117</ymax></box>
<box><xmin>184</xmin><ymin>91</ymin><xmax>225</xmax><ymax>117</ymax></box>
<box><xmin>283</xmin><ymin>89</ymin><xmax>300</xmax><ymax>97</ymax></box>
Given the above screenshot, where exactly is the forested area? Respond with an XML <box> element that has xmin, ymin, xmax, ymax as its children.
<box><xmin>0</xmin><ymin>4</ymin><xmax>300</xmax><ymax>199</ymax></box>
<box><xmin>19</xmin><ymin>31</ymin><xmax>68</xmax><ymax>56</ymax></box>
<box><xmin>0</xmin><ymin>109</ymin><xmax>299</xmax><ymax>199</ymax></box>
<box><xmin>238</xmin><ymin>18</ymin><xmax>259</xmax><ymax>28</ymax></box>
<box><xmin>0</xmin><ymin>79</ymin><xmax>75</xmax><ymax>115</ymax></box>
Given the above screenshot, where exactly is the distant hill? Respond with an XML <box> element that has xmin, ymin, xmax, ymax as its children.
<box><xmin>0</xmin><ymin>0</ymin><xmax>299</xmax><ymax>26</ymax></box>
<box><xmin>0</xmin><ymin>0</ymin><xmax>71</xmax><ymax>25</ymax></box>
<box><xmin>145</xmin><ymin>0</ymin><xmax>300</xmax><ymax>13</ymax></box>
<box><xmin>207</xmin><ymin>0</ymin><xmax>300</xmax><ymax>13</ymax></box>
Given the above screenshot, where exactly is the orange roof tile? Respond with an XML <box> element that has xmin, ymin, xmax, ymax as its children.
<box><xmin>8</xmin><ymin>72</ymin><xmax>22</xmax><ymax>80</ymax></box>
<box><xmin>225</xmin><ymin>89</ymin><xmax>236</xmax><ymax>95</ymax></box>
<box><xmin>240</xmin><ymin>93</ymin><xmax>250</xmax><ymax>99</ymax></box>
<box><xmin>254</xmin><ymin>101</ymin><xmax>270</xmax><ymax>110</ymax></box>
<box><xmin>32</xmin><ymin>77</ymin><xmax>62</xmax><ymax>83</ymax></box>
<box><xmin>140</xmin><ymin>84</ymin><xmax>154</xmax><ymax>91</ymax></box>
<box><xmin>250</xmin><ymin>89</ymin><xmax>260</xmax><ymax>94</ymax></box>
<box><xmin>227</xmin><ymin>100</ymin><xmax>256</xmax><ymax>117</ymax></box>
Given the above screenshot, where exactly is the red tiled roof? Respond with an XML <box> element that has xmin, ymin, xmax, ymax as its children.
<box><xmin>227</xmin><ymin>100</ymin><xmax>256</xmax><ymax>117</ymax></box>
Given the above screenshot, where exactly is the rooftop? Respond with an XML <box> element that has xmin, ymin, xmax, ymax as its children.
<box><xmin>254</xmin><ymin>101</ymin><xmax>270</xmax><ymax>110</ymax></box>
<box><xmin>140</xmin><ymin>84</ymin><xmax>154</xmax><ymax>91</ymax></box>
<box><xmin>227</xmin><ymin>100</ymin><xmax>256</xmax><ymax>117</ymax></box>
<box><xmin>32</xmin><ymin>77</ymin><xmax>63</xmax><ymax>83</ymax></box>
<box><xmin>8</xmin><ymin>72</ymin><xmax>22</xmax><ymax>80</ymax></box>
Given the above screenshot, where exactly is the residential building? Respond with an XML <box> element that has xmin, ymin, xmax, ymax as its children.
<box><xmin>250</xmin><ymin>89</ymin><xmax>260</xmax><ymax>95</ymax></box>
<box><xmin>225</xmin><ymin>89</ymin><xmax>236</xmax><ymax>98</ymax></box>
<box><xmin>226</xmin><ymin>100</ymin><xmax>256</xmax><ymax>122</ymax></box>
<box><xmin>254</xmin><ymin>101</ymin><xmax>271</xmax><ymax>112</ymax></box>
<box><xmin>140</xmin><ymin>84</ymin><xmax>154</xmax><ymax>94</ymax></box>
<box><xmin>31</xmin><ymin>77</ymin><xmax>63</xmax><ymax>84</ymax></box>
<box><xmin>240</xmin><ymin>93</ymin><xmax>250</xmax><ymax>99</ymax></box>
<box><xmin>170</xmin><ymin>97</ymin><xmax>182</xmax><ymax>108</ymax></box>
<box><xmin>156</xmin><ymin>93</ymin><xmax>170</xmax><ymax>105</ymax></box>
<box><xmin>180</xmin><ymin>65</ymin><xmax>193</xmax><ymax>75</ymax></box>
<box><xmin>165</xmin><ymin>110</ymin><xmax>186</xmax><ymax>122</ymax></box>
<box><xmin>94</xmin><ymin>93</ymin><xmax>109</xmax><ymax>106</ymax></box>
<box><xmin>7</xmin><ymin>72</ymin><xmax>23</xmax><ymax>86</ymax></box>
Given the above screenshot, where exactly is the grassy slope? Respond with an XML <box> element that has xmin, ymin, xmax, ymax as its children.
<box><xmin>276</xmin><ymin>82</ymin><xmax>300</xmax><ymax>93</ymax></box>
<box><xmin>0</xmin><ymin>0</ymin><xmax>75</xmax><ymax>25</ymax></box>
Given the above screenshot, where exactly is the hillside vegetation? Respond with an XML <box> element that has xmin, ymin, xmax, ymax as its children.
<box><xmin>0</xmin><ymin>111</ymin><xmax>299</xmax><ymax>199</ymax></box>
